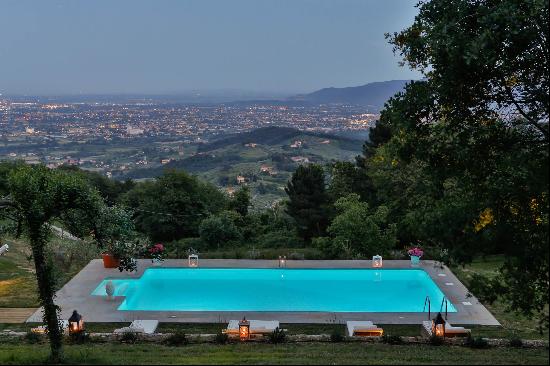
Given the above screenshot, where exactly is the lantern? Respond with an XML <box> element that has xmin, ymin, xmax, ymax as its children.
<box><xmin>68</xmin><ymin>310</ymin><xmax>84</xmax><ymax>334</ymax></box>
<box><xmin>431</xmin><ymin>312</ymin><xmax>445</xmax><ymax>338</ymax></box>
<box><xmin>188</xmin><ymin>254</ymin><xmax>199</xmax><ymax>267</ymax></box>
<box><xmin>278</xmin><ymin>256</ymin><xmax>286</xmax><ymax>268</ymax></box>
<box><xmin>238</xmin><ymin>317</ymin><xmax>250</xmax><ymax>341</ymax></box>
<box><xmin>372</xmin><ymin>255</ymin><xmax>383</xmax><ymax>268</ymax></box>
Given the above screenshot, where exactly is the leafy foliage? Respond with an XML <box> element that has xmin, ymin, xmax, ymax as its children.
<box><xmin>163</xmin><ymin>331</ymin><xmax>189</xmax><ymax>347</ymax></box>
<box><xmin>3</xmin><ymin>165</ymin><xmax>107</xmax><ymax>362</ymax></box>
<box><xmin>268</xmin><ymin>327</ymin><xmax>286</xmax><ymax>344</ymax></box>
<box><xmin>199</xmin><ymin>211</ymin><xmax>242</xmax><ymax>249</ymax></box>
<box><xmin>122</xmin><ymin>170</ymin><xmax>227</xmax><ymax>242</ymax></box>
<box><xmin>285</xmin><ymin>164</ymin><xmax>331</xmax><ymax>241</ymax></box>
<box><xmin>316</xmin><ymin>194</ymin><xmax>396</xmax><ymax>258</ymax></box>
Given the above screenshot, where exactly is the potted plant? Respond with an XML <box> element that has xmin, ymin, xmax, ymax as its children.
<box><xmin>408</xmin><ymin>246</ymin><xmax>424</xmax><ymax>266</ymax></box>
<box><xmin>93</xmin><ymin>206</ymin><xmax>136</xmax><ymax>270</ymax></box>
<box><xmin>146</xmin><ymin>243</ymin><xmax>166</xmax><ymax>266</ymax></box>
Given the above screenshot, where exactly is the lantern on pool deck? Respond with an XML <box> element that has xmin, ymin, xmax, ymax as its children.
<box><xmin>372</xmin><ymin>255</ymin><xmax>383</xmax><ymax>268</ymax></box>
<box><xmin>188</xmin><ymin>254</ymin><xmax>199</xmax><ymax>267</ymax></box>
<box><xmin>238</xmin><ymin>317</ymin><xmax>250</xmax><ymax>341</ymax></box>
<box><xmin>432</xmin><ymin>312</ymin><xmax>446</xmax><ymax>338</ymax></box>
<box><xmin>68</xmin><ymin>310</ymin><xmax>84</xmax><ymax>334</ymax></box>
<box><xmin>278</xmin><ymin>256</ymin><xmax>287</xmax><ymax>268</ymax></box>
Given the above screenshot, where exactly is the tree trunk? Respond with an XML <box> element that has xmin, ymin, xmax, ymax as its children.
<box><xmin>30</xmin><ymin>226</ymin><xmax>64</xmax><ymax>363</ymax></box>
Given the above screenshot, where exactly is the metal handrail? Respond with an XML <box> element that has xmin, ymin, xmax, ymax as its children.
<box><xmin>423</xmin><ymin>296</ymin><xmax>431</xmax><ymax>320</ymax></box>
<box><xmin>440</xmin><ymin>297</ymin><xmax>448</xmax><ymax>320</ymax></box>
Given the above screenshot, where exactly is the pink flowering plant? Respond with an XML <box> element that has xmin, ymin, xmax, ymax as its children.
<box><xmin>146</xmin><ymin>243</ymin><xmax>165</xmax><ymax>263</ymax></box>
<box><xmin>407</xmin><ymin>247</ymin><xmax>424</xmax><ymax>258</ymax></box>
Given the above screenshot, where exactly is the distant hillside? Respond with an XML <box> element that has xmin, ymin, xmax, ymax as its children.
<box><xmin>290</xmin><ymin>80</ymin><xmax>411</xmax><ymax>111</ymax></box>
<box><xmin>125</xmin><ymin>126</ymin><xmax>363</xmax><ymax>180</ymax></box>
<box><xmin>197</xmin><ymin>126</ymin><xmax>362</xmax><ymax>152</ymax></box>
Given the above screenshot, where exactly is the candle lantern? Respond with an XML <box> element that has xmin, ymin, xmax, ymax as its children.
<box><xmin>432</xmin><ymin>312</ymin><xmax>446</xmax><ymax>338</ymax></box>
<box><xmin>372</xmin><ymin>255</ymin><xmax>383</xmax><ymax>268</ymax></box>
<box><xmin>278</xmin><ymin>256</ymin><xmax>287</xmax><ymax>268</ymax></box>
<box><xmin>238</xmin><ymin>317</ymin><xmax>250</xmax><ymax>341</ymax></box>
<box><xmin>188</xmin><ymin>254</ymin><xmax>199</xmax><ymax>267</ymax></box>
<box><xmin>68</xmin><ymin>310</ymin><xmax>84</xmax><ymax>334</ymax></box>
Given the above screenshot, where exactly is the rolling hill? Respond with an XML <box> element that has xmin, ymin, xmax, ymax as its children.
<box><xmin>124</xmin><ymin>127</ymin><xmax>364</xmax><ymax>207</ymax></box>
<box><xmin>290</xmin><ymin>80</ymin><xmax>411</xmax><ymax>111</ymax></box>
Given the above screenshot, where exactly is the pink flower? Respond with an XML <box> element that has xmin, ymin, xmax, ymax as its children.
<box><xmin>408</xmin><ymin>247</ymin><xmax>424</xmax><ymax>257</ymax></box>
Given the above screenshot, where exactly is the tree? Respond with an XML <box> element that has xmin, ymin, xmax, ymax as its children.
<box><xmin>316</xmin><ymin>194</ymin><xmax>396</xmax><ymax>259</ymax></box>
<box><xmin>284</xmin><ymin>164</ymin><xmax>330</xmax><ymax>242</ymax></box>
<box><xmin>388</xmin><ymin>0</ymin><xmax>548</xmax><ymax>142</ymax></box>
<box><xmin>328</xmin><ymin>161</ymin><xmax>374</xmax><ymax>203</ymax></box>
<box><xmin>198</xmin><ymin>211</ymin><xmax>241</xmax><ymax>249</ymax></box>
<box><xmin>122</xmin><ymin>170</ymin><xmax>227</xmax><ymax>241</ymax></box>
<box><xmin>229</xmin><ymin>186</ymin><xmax>251</xmax><ymax>216</ymax></box>
<box><xmin>377</xmin><ymin>0</ymin><xmax>549</xmax><ymax>327</ymax></box>
<box><xmin>2</xmin><ymin>165</ymin><xmax>105</xmax><ymax>363</ymax></box>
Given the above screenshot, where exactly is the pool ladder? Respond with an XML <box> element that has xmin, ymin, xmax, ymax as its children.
<box><xmin>424</xmin><ymin>296</ymin><xmax>449</xmax><ymax>320</ymax></box>
<box><xmin>440</xmin><ymin>297</ymin><xmax>449</xmax><ymax>320</ymax></box>
<box><xmin>423</xmin><ymin>296</ymin><xmax>431</xmax><ymax>320</ymax></box>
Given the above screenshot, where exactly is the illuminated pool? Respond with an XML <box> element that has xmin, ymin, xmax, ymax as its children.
<box><xmin>92</xmin><ymin>268</ymin><xmax>456</xmax><ymax>313</ymax></box>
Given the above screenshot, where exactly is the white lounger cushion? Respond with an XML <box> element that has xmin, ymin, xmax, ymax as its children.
<box><xmin>32</xmin><ymin>320</ymin><xmax>69</xmax><ymax>334</ymax></box>
<box><xmin>346</xmin><ymin>321</ymin><xmax>374</xmax><ymax>336</ymax></box>
<box><xmin>114</xmin><ymin>320</ymin><xmax>158</xmax><ymax>334</ymax></box>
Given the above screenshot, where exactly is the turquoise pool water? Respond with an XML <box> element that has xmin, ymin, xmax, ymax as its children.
<box><xmin>92</xmin><ymin>268</ymin><xmax>456</xmax><ymax>313</ymax></box>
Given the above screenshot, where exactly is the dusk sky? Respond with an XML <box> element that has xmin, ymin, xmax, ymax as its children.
<box><xmin>0</xmin><ymin>0</ymin><xmax>422</xmax><ymax>95</ymax></box>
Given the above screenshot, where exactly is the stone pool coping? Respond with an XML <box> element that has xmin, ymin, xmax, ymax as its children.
<box><xmin>26</xmin><ymin>259</ymin><xmax>500</xmax><ymax>326</ymax></box>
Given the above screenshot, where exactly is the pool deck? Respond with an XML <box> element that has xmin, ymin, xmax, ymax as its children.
<box><xmin>27</xmin><ymin>259</ymin><xmax>500</xmax><ymax>326</ymax></box>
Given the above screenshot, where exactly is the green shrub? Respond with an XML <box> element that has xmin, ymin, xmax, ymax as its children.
<box><xmin>268</xmin><ymin>327</ymin><xmax>286</xmax><ymax>344</ymax></box>
<box><xmin>381</xmin><ymin>334</ymin><xmax>403</xmax><ymax>345</ymax></box>
<box><xmin>509</xmin><ymin>338</ymin><xmax>523</xmax><ymax>348</ymax></box>
<box><xmin>429</xmin><ymin>335</ymin><xmax>444</xmax><ymax>346</ymax></box>
<box><xmin>68</xmin><ymin>332</ymin><xmax>91</xmax><ymax>344</ymax></box>
<box><xmin>215</xmin><ymin>332</ymin><xmax>229</xmax><ymax>345</ymax></box>
<box><xmin>330</xmin><ymin>330</ymin><xmax>345</xmax><ymax>343</ymax></box>
<box><xmin>119</xmin><ymin>331</ymin><xmax>138</xmax><ymax>344</ymax></box>
<box><xmin>465</xmin><ymin>336</ymin><xmax>489</xmax><ymax>349</ymax></box>
<box><xmin>24</xmin><ymin>331</ymin><xmax>42</xmax><ymax>344</ymax></box>
<box><xmin>163</xmin><ymin>331</ymin><xmax>189</xmax><ymax>346</ymax></box>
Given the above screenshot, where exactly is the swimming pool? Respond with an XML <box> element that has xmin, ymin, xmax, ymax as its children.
<box><xmin>91</xmin><ymin>268</ymin><xmax>456</xmax><ymax>313</ymax></box>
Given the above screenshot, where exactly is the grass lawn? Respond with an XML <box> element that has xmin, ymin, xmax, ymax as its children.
<box><xmin>0</xmin><ymin>237</ymin><xmax>38</xmax><ymax>308</ymax></box>
<box><xmin>0</xmin><ymin>342</ymin><xmax>548</xmax><ymax>365</ymax></box>
<box><xmin>451</xmin><ymin>255</ymin><xmax>548</xmax><ymax>340</ymax></box>
<box><xmin>0</xmin><ymin>234</ymin><xmax>99</xmax><ymax>308</ymax></box>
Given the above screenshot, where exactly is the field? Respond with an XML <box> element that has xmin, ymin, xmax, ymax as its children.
<box><xmin>0</xmin><ymin>342</ymin><xmax>548</xmax><ymax>365</ymax></box>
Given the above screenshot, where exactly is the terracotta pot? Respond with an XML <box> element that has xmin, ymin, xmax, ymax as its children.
<box><xmin>101</xmin><ymin>253</ymin><xmax>120</xmax><ymax>268</ymax></box>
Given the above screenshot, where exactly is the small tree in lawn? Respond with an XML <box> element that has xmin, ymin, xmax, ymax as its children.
<box><xmin>1</xmin><ymin>165</ymin><xmax>107</xmax><ymax>363</ymax></box>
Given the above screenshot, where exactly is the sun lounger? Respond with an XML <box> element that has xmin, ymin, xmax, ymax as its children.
<box><xmin>223</xmin><ymin>320</ymin><xmax>281</xmax><ymax>336</ymax></box>
<box><xmin>422</xmin><ymin>320</ymin><xmax>471</xmax><ymax>338</ymax></box>
<box><xmin>346</xmin><ymin>321</ymin><xmax>384</xmax><ymax>337</ymax></box>
<box><xmin>114</xmin><ymin>320</ymin><xmax>159</xmax><ymax>334</ymax></box>
<box><xmin>31</xmin><ymin>320</ymin><xmax>69</xmax><ymax>334</ymax></box>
